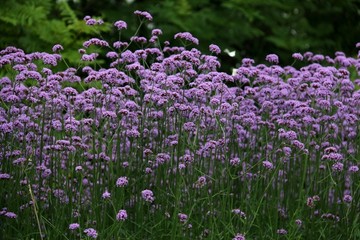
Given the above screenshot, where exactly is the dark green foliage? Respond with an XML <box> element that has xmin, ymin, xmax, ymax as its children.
<box><xmin>143</xmin><ymin>0</ymin><xmax>360</xmax><ymax>68</ymax></box>
<box><xmin>1</xmin><ymin>0</ymin><xmax>360</xmax><ymax>72</ymax></box>
<box><xmin>94</xmin><ymin>0</ymin><xmax>360</xmax><ymax>71</ymax></box>
<box><xmin>0</xmin><ymin>0</ymin><xmax>111</xmax><ymax>65</ymax></box>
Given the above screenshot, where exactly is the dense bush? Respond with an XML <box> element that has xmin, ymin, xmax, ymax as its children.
<box><xmin>1</xmin><ymin>10</ymin><xmax>360</xmax><ymax>239</ymax></box>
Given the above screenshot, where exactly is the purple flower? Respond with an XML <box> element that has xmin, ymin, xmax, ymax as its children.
<box><xmin>312</xmin><ymin>195</ymin><xmax>320</xmax><ymax>201</ymax></box>
<box><xmin>178</xmin><ymin>163</ymin><xmax>186</xmax><ymax>170</ymax></box>
<box><xmin>174</xmin><ymin>32</ymin><xmax>199</xmax><ymax>45</ymax></box>
<box><xmin>52</xmin><ymin>44</ymin><xmax>64</xmax><ymax>52</ymax></box>
<box><xmin>69</xmin><ymin>223</ymin><xmax>80</xmax><ymax>230</ymax></box>
<box><xmin>106</xmin><ymin>51</ymin><xmax>118</xmax><ymax>59</ymax></box>
<box><xmin>4</xmin><ymin>212</ymin><xmax>17</xmax><ymax>218</ymax></box>
<box><xmin>41</xmin><ymin>169</ymin><xmax>52</xmax><ymax>178</ymax></box>
<box><xmin>209</xmin><ymin>44</ymin><xmax>221</xmax><ymax>54</ymax></box>
<box><xmin>178</xmin><ymin>213</ymin><xmax>188</xmax><ymax>223</ymax></box>
<box><xmin>277</xmin><ymin>229</ymin><xmax>287</xmax><ymax>235</ymax></box>
<box><xmin>265</xmin><ymin>54</ymin><xmax>279</xmax><ymax>64</ymax></box>
<box><xmin>262</xmin><ymin>160</ymin><xmax>274</xmax><ymax>170</ymax></box>
<box><xmin>183</xmin><ymin>122</ymin><xmax>197</xmax><ymax>132</ymax></box>
<box><xmin>102</xmin><ymin>190</ymin><xmax>111</xmax><ymax>199</ymax></box>
<box><xmin>116</xmin><ymin>177</ymin><xmax>128</xmax><ymax>187</ymax></box>
<box><xmin>81</xmin><ymin>53</ymin><xmax>99</xmax><ymax>62</ymax></box>
<box><xmin>233</xmin><ymin>233</ymin><xmax>246</xmax><ymax>240</ymax></box>
<box><xmin>84</xmin><ymin>228</ymin><xmax>98</xmax><ymax>239</ymax></box>
<box><xmin>114</xmin><ymin>20</ymin><xmax>127</xmax><ymax>30</ymax></box>
<box><xmin>241</xmin><ymin>58</ymin><xmax>255</xmax><ymax>66</ymax></box>
<box><xmin>321</xmin><ymin>213</ymin><xmax>340</xmax><ymax>222</ymax></box>
<box><xmin>113</xmin><ymin>41</ymin><xmax>129</xmax><ymax>49</ymax></box>
<box><xmin>13</xmin><ymin>157</ymin><xmax>26</xmax><ymax>165</ymax></box>
<box><xmin>130</xmin><ymin>36</ymin><xmax>147</xmax><ymax>45</ymax></box>
<box><xmin>83</xmin><ymin>38</ymin><xmax>109</xmax><ymax>48</ymax></box>
<box><xmin>151</xmin><ymin>29</ymin><xmax>162</xmax><ymax>36</ymax></box>
<box><xmin>343</xmin><ymin>194</ymin><xmax>352</xmax><ymax>203</ymax></box>
<box><xmin>232</xmin><ymin>209</ymin><xmax>246</xmax><ymax>219</ymax></box>
<box><xmin>230</xmin><ymin>157</ymin><xmax>240</xmax><ymax>166</ymax></box>
<box><xmin>349</xmin><ymin>165</ymin><xmax>359</xmax><ymax>173</ymax></box>
<box><xmin>295</xmin><ymin>219</ymin><xmax>302</xmax><ymax>226</ymax></box>
<box><xmin>314</xmin><ymin>54</ymin><xmax>325</xmax><ymax>61</ymax></box>
<box><xmin>0</xmin><ymin>173</ymin><xmax>11</xmax><ymax>179</ymax></box>
<box><xmin>141</xmin><ymin>189</ymin><xmax>154</xmax><ymax>203</ymax></box>
<box><xmin>134</xmin><ymin>10</ymin><xmax>153</xmax><ymax>21</ymax></box>
<box><xmin>116</xmin><ymin>209</ymin><xmax>128</xmax><ymax>221</ymax></box>
<box><xmin>85</xmin><ymin>18</ymin><xmax>97</xmax><ymax>26</ymax></box>
<box><xmin>292</xmin><ymin>53</ymin><xmax>303</xmax><ymax>61</ymax></box>
<box><xmin>194</xmin><ymin>176</ymin><xmax>207</xmax><ymax>188</ymax></box>
<box><xmin>284</xmin><ymin>130</ymin><xmax>297</xmax><ymax>140</ymax></box>
<box><xmin>292</xmin><ymin>140</ymin><xmax>305</xmax><ymax>150</ymax></box>
<box><xmin>332</xmin><ymin>162</ymin><xmax>344</xmax><ymax>172</ymax></box>
<box><xmin>306</xmin><ymin>197</ymin><xmax>315</xmax><ymax>208</ymax></box>
<box><xmin>75</xmin><ymin>166</ymin><xmax>83</xmax><ymax>172</ymax></box>
<box><xmin>155</xmin><ymin>153</ymin><xmax>171</xmax><ymax>165</ymax></box>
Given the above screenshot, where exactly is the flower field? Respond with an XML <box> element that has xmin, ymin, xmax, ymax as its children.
<box><xmin>1</xmin><ymin>11</ymin><xmax>360</xmax><ymax>240</ymax></box>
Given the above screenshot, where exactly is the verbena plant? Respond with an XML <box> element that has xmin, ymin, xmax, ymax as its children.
<box><xmin>1</xmin><ymin>10</ymin><xmax>360</xmax><ymax>240</ymax></box>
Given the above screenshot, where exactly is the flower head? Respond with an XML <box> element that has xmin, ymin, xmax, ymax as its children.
<box><xmin>114</xmin><ymin>20</ymin><xmax>127</xmax><ymax>30</ymax></box>
<box><xmin>116</xmin><ymin>177</ymin><xmax>128</xmax><ymax>187</ymax></box>
<box><xmin>277</xmin><ymin>229</ymin><xmax>287</xmax><ymax>235</ymax></box>
<box><xmin>102</xmin><ymin>190</ymin><xmax>111</xmax><ymax>199</ymax></box>
<box><xmin>230</xmin><ymin>157</ymin><xmax>240</xmax><ymax>166</ymax></box>
<box><xmin>116</xmin><ymin>209</ymin><xmax>128</xmax><ymax>221</ymax></box>
<box><xmin>174</xmin><ymin>32</ymin><xmax>199</xmax><ymax>45</ymax></box>
<box><xmin>84</xmin><ymin>228</ymin><xmax>98</xmax><ymax>239</ymax></box>
<box><xmin>52</xmin><ymin>44</ymin><xmax>64</xmax><ymax>53</ymax></box>
<box><xmin>141</xmin><ymin>189</ymin><xmax>154</xmax><ymax>203</ymax></box>
<box><xmin>69</xmin><ymin>223</ymin><xmax>80</xmax><ymax>230</ymax></box>
<box><xmin>233</xmin><ymin>233</ymin><xmax>246</xmax><ymax>240</ymax></box>
<box><xmin>4</xmin><ymin>212</ymin><xmax>17</xmax><ymax>218</ymax></box>
<box><xmin>262</xmin><ymin>160</ymin><xmax>274</xmax><ymax>170</ymax></box>
<box><xmin>265</xmin><ymin>54</ymin><xmax>279</xmax><ymax>64</ymax></box>
<box><xmin>349</xmin><ymin>165</ymin><xmax>359</xmax><ymax>173</ymax></box>
<box><xmin>209</xmin><ymin>44</ymin><xmax>221</xmax><ymax>54</ymax></box>
<box><xmin>343</xmin><ymin>194</ymin><xmax>352</xmax><ymax>203</ymax></box>
<box><xmin>134</xmin><ymin>10</ymin><xmax>153</xmax><ymax>21</ymax></box>
<box><xmin>151</xmin><ymin>29</ymin><xmax>162</xmax><ymax>36</ymax></box>
<box><xmin>292</xmin><ymin>53</ymin><xmax>303</xmax><ymax>61</ymax></box>
<box><xmin>178</xmin><ymin>213</ymin><xmax>188</xmax><ymax>223</ymax></box>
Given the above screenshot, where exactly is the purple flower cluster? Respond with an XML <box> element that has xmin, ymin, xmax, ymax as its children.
<box><xmin>116</xmin><ymin>177</ymin><xmax>129</xmax><ymax>187</ymax></box>
<box><xmin>84</xmin><ymin>228</ymin><xmax>98</xmax><ymax>239</ymax></box>
<box><xmin>134</xmin><ymin>10</ymin><xmax>153</xmax><ymax>21</ymax></box>
<box><xmin>233</xmin><ymin>233</ymin><xmax>246</xmax><ymax>240</ymax></box>
<box><xmin>178</xmin><ymin>213</ymin><xmax>188</xmax><ymax>223</ymax></box>
<box><xmin>114</xmin><ymin>20</ymin><xmax>127</xmax><ymax>30</ymax></box>
<box><xmin>116</xmin><ymin>209</ymin><xmax>128</xmax><ymax>221</ymax></box>
<box><xmin>1</xmin><ymin>10</ymin><xmax>360</xmax><ymax>239</ymax></box>
<box><xmin>174</xmin><ymin>32</ymin><xmax>199</xmax><ymax>45</ymax></box>
<box><xmin>141</xmin><ymin>189</ymin><xmax>154</xmax><ymax>203</ymax></box>
<box><xmin>69</xmin><ymin>223</ymin><xmax>80</xmax><ymax>230</ymax></box>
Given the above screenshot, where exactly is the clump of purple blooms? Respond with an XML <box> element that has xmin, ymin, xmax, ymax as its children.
<box><xmin>141</xmin><ymin>189</ymin><xmax>155</xmax><ymax>203</ymax></box>
<box><xmin>116</xmin><ymin>209</ymin><xmax>128</xmax><ymax>221</ymax></box>
<box><xmin>84</xmin><ymin>228</ymin><xmax>98</xmax><ymax>239</ymax></box>
<box><xmin>1</xmin><ymin>9</ymin><xmax>360</xmax><ymax>240</ymax></box>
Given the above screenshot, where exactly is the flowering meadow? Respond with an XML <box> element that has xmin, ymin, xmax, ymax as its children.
<box><xmin>1</xmin><ymin>10</ymin><xmax>360</xmax><ymax>240</ymax></box>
